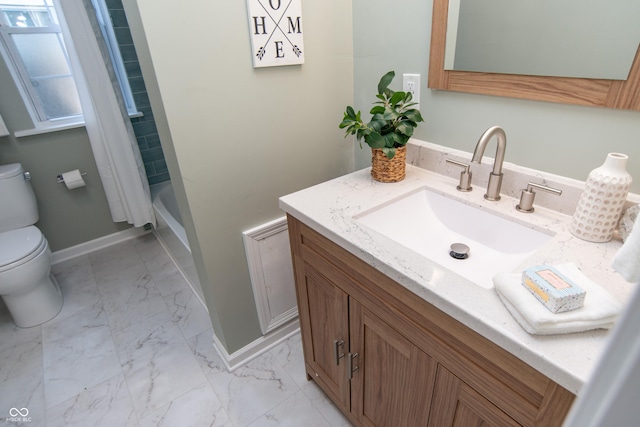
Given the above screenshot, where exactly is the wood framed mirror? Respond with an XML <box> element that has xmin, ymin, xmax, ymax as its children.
<box><xmin>428</xmin><ymin>0</ymin><xmax>640</xmax><ymax>110</ymax></box>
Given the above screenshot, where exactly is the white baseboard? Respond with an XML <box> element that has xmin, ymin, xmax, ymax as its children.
<box><xmin>51</xmin><ymin>227</ymin><xmax>150</xmax><ymax>265</ymax></box>
<box><xmin>211</xmin><ymin>320</ymin><xmax>300</xmax><ymax>372</ymax></box>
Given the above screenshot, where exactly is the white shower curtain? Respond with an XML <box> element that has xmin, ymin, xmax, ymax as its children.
<box><xmin>55</xmin><ymin>0</ymin><xmax>156</xmax><ymax>228</ymax></box>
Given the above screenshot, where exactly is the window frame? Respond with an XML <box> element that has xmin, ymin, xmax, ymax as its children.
<box><xmin>0</xmin><ymin>0</ymin><xmax>139</xmax><ymax>135</ymax></box>
<box><xmin>91</xmin><ymin>0</ymin><xmax>138</xmax><ymax>117</ymax></box>
<box><xmin>0</xmin><ymin>1</ymin><xmax>83</xmax><ymax>129</ymax></box>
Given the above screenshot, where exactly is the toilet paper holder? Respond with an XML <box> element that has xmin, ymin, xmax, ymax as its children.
<box><xmin>56</xmin><ymin>171</ymin><xmax>87</xmax><ymax>184</ymax></box>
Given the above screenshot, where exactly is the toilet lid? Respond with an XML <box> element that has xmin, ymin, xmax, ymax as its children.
<box><xmin>0</xmin><ymin>163</ymin><xmax>23</xmax><ymax>180</ymax></box>
<box><xmin>0</xmin><ymin>226</ymin><xmax>46</xmax><ymax>268</ymax></box>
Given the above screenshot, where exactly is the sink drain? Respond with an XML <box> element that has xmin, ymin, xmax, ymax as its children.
<box><xmin>449</xmin><ymin>243</ymin><xmax>470</xmax><ymax>260</ymax></box>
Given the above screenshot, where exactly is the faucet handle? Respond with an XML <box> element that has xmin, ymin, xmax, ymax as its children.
<box><xmin>446</xmin><ymin>159</ymin><xmax>472</xmax><ymax>192</ymax></box>
<box><xmin>516</xmin><ymin>182</ymin><xmax>562</xmax><ymax>213</ymax></box>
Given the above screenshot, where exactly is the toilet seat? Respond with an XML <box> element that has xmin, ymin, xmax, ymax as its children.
<box><xmin>0</xmin><ymin>226</ymin><xmax>47</xmax><ymax>273</ymax></box>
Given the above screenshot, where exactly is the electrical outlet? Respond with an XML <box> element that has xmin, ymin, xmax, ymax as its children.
<box><xmin>402</xmin><ymin>73</ymin><xmax>421</xmax><ymax>110</ymax></box>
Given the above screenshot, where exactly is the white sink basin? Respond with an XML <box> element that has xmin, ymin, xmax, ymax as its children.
<box><xmin>355</xmin><ymin>187</ymin><xmax>554</xmax><ymax>288</ymax></box>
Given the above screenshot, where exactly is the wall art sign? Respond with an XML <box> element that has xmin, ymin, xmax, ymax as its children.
<box><xmin>246</xmin><ymin>0</ymin><xmax>304</xmax><ymax>68</ymax></box>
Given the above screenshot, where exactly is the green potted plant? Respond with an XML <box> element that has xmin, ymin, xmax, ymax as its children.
<box><xmin>339</xmin><ymin>71</ymin><xmax>423</xmax><ymax>182</ymax></box>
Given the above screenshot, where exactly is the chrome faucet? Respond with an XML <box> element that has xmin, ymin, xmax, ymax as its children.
<box><xmin>471</xmin><ymin>126</ymin><xmax>507</xmax><ymax>201</ymax></box>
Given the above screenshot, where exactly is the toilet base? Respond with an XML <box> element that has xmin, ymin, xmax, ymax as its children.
<box><xmin>3</xmin><ymin>273</ymin><xmax>63</xmax><ymax>328</ymax></box>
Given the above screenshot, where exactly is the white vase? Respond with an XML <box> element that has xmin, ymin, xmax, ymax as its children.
<box><xmin>570</xmin><ymin>153</ymin><xmax>633</xmax><ymax>242</ymax></box>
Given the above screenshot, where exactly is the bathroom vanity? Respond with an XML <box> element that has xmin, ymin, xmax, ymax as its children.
<box><xmin>279</xmin><ymin>141</ymin><xmax>635</xmax><ymax>427</ymax></box>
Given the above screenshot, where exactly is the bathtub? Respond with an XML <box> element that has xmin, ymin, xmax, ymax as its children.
<box><xmin>151</xmin><ymin>182</ymin><xmax>206</xmax><ymax>307</ymax></box>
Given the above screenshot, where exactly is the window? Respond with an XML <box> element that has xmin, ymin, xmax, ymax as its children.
<box><xmin>0</xmin><ymin>0</ymin><xmax>137</xmax><ymax>131</ymax></box>
<box><xmin>91</xmin><ymin>0</ymin><xmax>137</xmax><ymax>116</ymax></box>
<box><xmin>0</xmin><ymin>0</ymin><xmax>81</xmax><ymax>124</ymax></box>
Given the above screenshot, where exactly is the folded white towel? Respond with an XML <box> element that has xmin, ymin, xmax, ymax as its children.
<box><xmin>612</xmin><ymin>214</ymin><xmax>640</xmax><ymax>283</ymax></box>
<box><xmin>493</xmin><ymin>263</ymin><xmax>622</xmax><ymax>335</ymax></box>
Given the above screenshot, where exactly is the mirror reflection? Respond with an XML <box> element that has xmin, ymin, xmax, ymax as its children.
<box><xmin>445</xmin><ymin>0</ymin><xmax>640</xmax><ymax>80</ymax></box>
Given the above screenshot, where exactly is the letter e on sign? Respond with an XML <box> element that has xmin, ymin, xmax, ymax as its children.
<box><xmin>245</xmin><ymin>0</ymin><xmax>304</xmax><ymax>68</ymax></box>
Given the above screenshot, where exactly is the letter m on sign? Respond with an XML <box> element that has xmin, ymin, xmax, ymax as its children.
<box><xmin>287</xmin><ymin>16</ymin><xmax>301</xmax><ymax>33</ymax></box>
<box><xmin>245</xmin><ymin>0</ymin><xmax>305</xmax><ymax>68</ymax></box>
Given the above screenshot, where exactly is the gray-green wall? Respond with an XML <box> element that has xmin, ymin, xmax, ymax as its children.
<box><xmin>124</xmin><ymin>0</ymin><xmax>354</xmax><ymax>353</ymax></box>
<box><xmin>353</xmin><ymin>0</ymin><xmax>640</xmax><ymax>193</ymax></box>
<box><xmin>0</xmin><ymin>58</ymin><xmax>129</xmax><ymax>251</ymax></box>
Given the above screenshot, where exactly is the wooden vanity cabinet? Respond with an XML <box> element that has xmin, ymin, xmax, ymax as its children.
<box><xmin>297</xmin><ymin>262</ymin><xmax>351</xmax><ymax>411</ymax></box>
<box><xmin>287</xmin><ymin>215</ymin><xmax>576</xmax><ymax>427</ymax></box>
<box><xmin>429</xmin><ymin>365</ymin><xmax>522</xmax><ymax>426</ymax></box>
<box><xmin>349</xmin><ymin>298</ymin><xmax>437</xmax><ymax>426</ymax></box>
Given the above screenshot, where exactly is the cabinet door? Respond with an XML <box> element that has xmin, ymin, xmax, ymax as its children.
<box><xmin>297</xmin><ymin>262</ymin><xmax>350</xmax><ymax>409</ymax></box>
<box><xmin>350</xmin><ymin>299</ymin><xmax>437</xmax><ymax>427</ymax></box>
<box><xmin>429</xmin><ymin>365</ymin><xmax>521</xmax><ymax>427</ymax></box>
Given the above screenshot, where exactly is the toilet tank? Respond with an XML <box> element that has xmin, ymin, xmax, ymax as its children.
<box><xmin>0</xmin><ymin>163</ymin><xmax>39</xmax><ymax>233</ymax></box>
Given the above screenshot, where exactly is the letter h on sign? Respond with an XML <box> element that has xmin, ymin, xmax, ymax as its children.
<box><xmin>246</xmin><ymin>0</ymin><xmax>305</xmax><ymax>68</ymax></box>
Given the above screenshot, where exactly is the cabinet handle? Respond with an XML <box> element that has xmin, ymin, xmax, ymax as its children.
<box><xmin>348</xmin><ymin>352</ymin><xmax>359</xmax><ymax>379</ymax></box>
<box><xmin>333</xmin><ymin>339</ymin><xmax>345</xmax><ymax>365</ymax></box>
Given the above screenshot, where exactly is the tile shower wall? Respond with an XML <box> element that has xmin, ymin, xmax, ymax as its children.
<box><xmin>106</xmin><ymin>0</ymin><xmax>170</xmax><ymax>185</ymax></box>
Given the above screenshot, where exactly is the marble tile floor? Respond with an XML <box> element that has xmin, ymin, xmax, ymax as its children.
<box><xmin>0</xmin><ymin>233</ymin><xmax>351</xmax><ymax>426</ymax></box>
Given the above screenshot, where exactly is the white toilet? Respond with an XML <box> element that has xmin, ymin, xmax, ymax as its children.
<box><xmin>0</xmin><ymin>163</ymin><xmax>62</xmax><ymax>327</ymax></box>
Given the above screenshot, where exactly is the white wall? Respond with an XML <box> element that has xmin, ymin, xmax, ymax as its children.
<box><xmin>125</xmin><ymin>0</ymin><xmax>353</xmax><ymax>353</ymax></box>
<box><xmin>353</xmin><ymin>0</ymin><xmax>640</xmax><ymax>193</ymax></box>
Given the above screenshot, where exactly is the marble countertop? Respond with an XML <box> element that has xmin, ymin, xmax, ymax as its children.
<box><xmin>279</xmin><ymin>162</ymin><xmax>636</xmax><ymax>395</ymax></box>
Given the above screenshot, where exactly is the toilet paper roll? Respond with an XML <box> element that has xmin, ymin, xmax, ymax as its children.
<box><xmin>61</xmin><ymin>169</ymin><xmax>86</xmax><ymax>190</ymax></box>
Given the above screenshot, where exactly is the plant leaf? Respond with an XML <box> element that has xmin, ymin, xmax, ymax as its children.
<box><xmin>377</xmin><ymin>71</ymin><xmax>395</xmax><ymax>95</ymax></box>
<box><xmin>355</xmin><ymin>128</ymin><xmax>368</xmax><ymax>142</ymax></box>
<box><xmin>383</xmin><ymin>133</ymin><xmax>396</xmax><ymax>148</ymax></box>
<box><xmin>338</xmin><ymin>119</ymin><xmax>352</xmax><ymax>129</ymax></box>
<box><xmin>396</xmin><ymin>134</ymin><xmax>410</xmax><ymax>146</ymax></box>
<box><xmin>389</xmin><ymin>91</ymin><xmax>405</xmax><ymax>107</ymax></box>
<box><xmin>396</xmin><ymin>121</ymin><xmax>415</xmax><ymax>136</ymax></box>
<box><xmin>383</xmin><ymin>107</ymin><xmax>399</xmax><ymax>121</ymax></box>
<box><xmin>370</xmin><ymin>105</ymin><xmax>385</xmax><ymax>115</ymax></box>
<box><xmin>382</xmin><ymin>147</ymin><xmax>396</xmax><ymax>159</ymax></box>
<box><xmin>346</xmin><ymin>106</ymin><xmax>356</xmax><ymax>119</ymax></box>
<box><xmin>404</xmin><ymin>109</ymin><xmax>424</xmax><ymax>122</ymax></box>
<box><xmin>366</xmin><ymin>131</ymin><xmax>385</xmax><ymax>148</ymax></box>
<box><xmin>369</xmin><ymin>114</ymin><xmax>386</xmax><ymax>131</ymax></box>
<box><xmin>404</xmin><ymin>91</ymin><xmax>413</xmax><ymax>102</ymax></box>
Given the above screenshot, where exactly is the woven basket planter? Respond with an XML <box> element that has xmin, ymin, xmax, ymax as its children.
<box><xmin>371</xmin><ymin>146</ymin><xmax>407</xmax><ymax>182</ymax></box>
